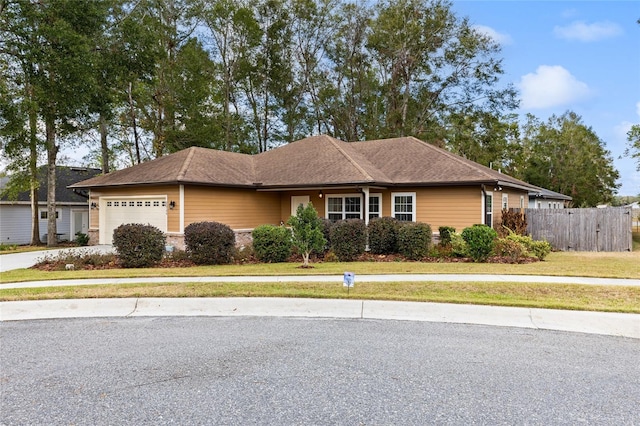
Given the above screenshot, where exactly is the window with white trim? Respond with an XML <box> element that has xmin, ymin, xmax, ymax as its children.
<box><xmin>520</xmin><ymin>196</ymin><xmax>524</xmax><ymax>209</ymax></box>
<box><xmin>502</xmin><ymin>194</ymin><xmax>508</xmax><ymax>210</ymax></box>
<box><xmin>392</xmin><ymin>192</ymin><xmax>416</xmax><ymax>222</ymax></box>
<box><xmin>368</xmin><ymin>194</ymin><xmax>382</xmax><ymax>220</ymax></box>
<box><xmin>484</xmin><ymin>192</ymin><xmax>493</xmax><ymax>227</ymax></box>
<box><xmin>327</xmin><ymin>195</ymin><xmax>361</xmax><ymax>221</ymax></box>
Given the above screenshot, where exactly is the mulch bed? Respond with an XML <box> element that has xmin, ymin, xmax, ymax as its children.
<box><xmin>31</xmin><ymin>250</ymin><xmax>536</xmax><ymax>271</ymax></box>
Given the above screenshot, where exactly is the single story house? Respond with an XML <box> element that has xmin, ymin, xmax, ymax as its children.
<box><xmin>0</xmin><ymin>166</ymin><xmax>101</xmax><ymax>245</ymax></box>
<box><xmin>528</xmin><ymin>188</ymin><xmax>573</xmax><ymax>209</ymax></box>
<box><xmin>70</xmin><ymin>135</ymin><xmax>541</xmax><ymax>248</ymax></box>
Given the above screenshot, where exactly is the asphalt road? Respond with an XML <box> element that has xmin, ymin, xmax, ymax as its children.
<box><xmin>1</xmin><ymin>317</ymin><xmax>639</xmax><ymax>425</ymax></box>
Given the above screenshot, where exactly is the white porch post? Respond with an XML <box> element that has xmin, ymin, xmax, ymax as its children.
<box><xmin>362</xmin><ymin>186</ymin><xmax>370</xmax><ymax>226</ymax></box>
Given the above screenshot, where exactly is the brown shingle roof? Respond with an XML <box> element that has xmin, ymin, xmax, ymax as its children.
<box><xmin>70</xmin><ymin>135</ymin><xmax>537</xmax><ymax>191</ymax></box>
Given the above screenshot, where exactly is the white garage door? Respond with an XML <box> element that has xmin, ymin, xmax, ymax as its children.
<box><xmin>101</xmin><ymin>198</ymin><xmax>167</xmax><ymax>244</ymax></box>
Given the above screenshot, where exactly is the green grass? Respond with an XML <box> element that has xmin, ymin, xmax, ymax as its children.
<box><xmin>2</xmin><ymin>250</ymin><xmax>639</xmax><ymax>284</ymax></box>
<box><xmin>1</xmin><ymin>242</ymin><xmax>639</xmax><ymax>313</ymax></box>
<box><xmin>1</xmin><ymin>280</ymin><xmax>638</xmax><ymax>313</ymax></box>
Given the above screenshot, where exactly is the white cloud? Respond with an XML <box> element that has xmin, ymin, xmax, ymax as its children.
<box><xmin>518</xmin><ymin>65</ymin><xmax>591</xmax><ymax>109</ymax></box>
<box><xmin>472</xmin><ymin>25</ymin><xmax>513</xmax><ymax>45</ymax></box>
<box><xmin>553</xmin><ymin>20</ymin><xmax>623</xmax><ymax>42</ymax></box>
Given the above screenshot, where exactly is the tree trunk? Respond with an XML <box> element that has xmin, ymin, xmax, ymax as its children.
<box><xmin>28</xmin><ymin>84</ymin><xmax>41</xmax><ymax>245</ymax></box>
<box><xmin>45</xmin><ymin>116</ymin><xmax>58</xmax><ymax>247</ymax></box>
<box><xmin>128</xmin><ymin>82</ymin><xmax>141</xmax><ymax>164</ymax></box>
<box><xmin>99</xmin><ymin>111</ymin><xmax>110</xmax><ymax>173</ymax></box>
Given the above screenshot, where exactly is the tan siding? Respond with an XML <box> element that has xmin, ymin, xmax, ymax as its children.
<box><xmin>184</xmin><ymin>186</ymin><xmax>280</xmax><ymax>229</ymax></box>
<box><xmin>89</xmin><ymin>185</ymin><xmax>179</xmax><ymax>232</ymax></box>
<box><xmin>493</xmin><ymin>189</ymin><xmax>530</xmax><ymax>228</ymax></box>
<box><xmin>279</xmin><ymin>191</ymin><xmax>325</xmax><ymax>222</ymax></box>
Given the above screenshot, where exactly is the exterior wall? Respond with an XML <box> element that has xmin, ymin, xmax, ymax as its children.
<box><xmin>494</xmin><ymin>188</ymin><xmax>529</xmax><ymax>226</ymax></box>
<box><xmin>89</xmin><ymin>185</ymin><xmax>180</xmax><ymax>232</ymax></box>
<box><xmin>276</xmin><ymin>186</ymin><xmax>519</xmax><ymax>232</ymax></box>
<box><xmin>184</xmin><ymin>186</ymin><xmax>281</xmax><ymax>230</ymax></box>
<box><xmin>528</xmin><ymin>197</ymin><xmax>566</xmax><ymax>209</ymax></box>
<box><xmin>0</xmin><ymin>203</ymin><xmax>87</xmax><ymax>244</ymax></box>
<box><xmin>0</xmin><ymin>204</ymin><xmax>31</xmax><ymax>244</ymax></box>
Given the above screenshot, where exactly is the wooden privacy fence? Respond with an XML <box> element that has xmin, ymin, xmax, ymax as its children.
<box><xmin>524</xmin><ymin>207</ymin><xmax>633</xmax><ymax>252</ymax></box>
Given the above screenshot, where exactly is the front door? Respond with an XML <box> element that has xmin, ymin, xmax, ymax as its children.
<box><xmin>72</xmin><ymin>210</ymin><xmax>89</xmax><ymax>236</ymax></box>
<box><xmin>291</xmin><ymin>195</ymin><xmax>310</xmax><ymax>217</ymax></box>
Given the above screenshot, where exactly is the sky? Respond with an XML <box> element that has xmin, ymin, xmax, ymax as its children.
<box><xmin>452</xmin><ymin>0</ymin><xmax>640</xmax><ymax>196</ymax></box>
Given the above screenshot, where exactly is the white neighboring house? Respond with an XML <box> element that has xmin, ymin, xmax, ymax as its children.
<box><xmin>0</xmin><ymin>166</ymin><xmax>101</xmax><ymax>245</ymax></box>
<box><xmin>528</xmin><ymin>187</ymin><xmax>572</xmax><ymax>209</ymax></box>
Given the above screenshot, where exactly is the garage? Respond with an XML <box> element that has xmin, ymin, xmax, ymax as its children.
<box><xmin>100</xmin><ymin>197</ymin><xmax>167</xmax><ymax>244</ymax></box>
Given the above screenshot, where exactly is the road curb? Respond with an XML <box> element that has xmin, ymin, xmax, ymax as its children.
<box><xmin>1</xmin><ymin>297</ymin><xmax>638</xmax><ymax>339</ymax></box>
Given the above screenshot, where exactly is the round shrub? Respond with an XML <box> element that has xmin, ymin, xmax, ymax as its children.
<box><xmin>184</xmin><ymin>221</ymin><xmax>235</xmax><ymax>265</ymax></box>
<box><xmin>461</xmin><ymin>224</ymin><xmax>498</xmax><ymax>262</ymax></box>
<box><xmin>330</xmin><ymin>219</ymin><xmax>367</xmax><ymax>261</ymax></box>
<box><xmin>368</xmin><ymin>217</ymin><xmax>400</xmax><ymax>254</ymax></box>
<box><xmin>397</xmin><ymin>222</ymin><xmax>432</xmax><ymax>260</ymax></box>
<box><xmin>112</xmin><ymin>223</ymin><xmax>165</xmax><ymax>268</ymax></box>
<box><xmin>252</xmin><ymin>225</ymin><xmax>292</xmax><ymax>263</ymax></box>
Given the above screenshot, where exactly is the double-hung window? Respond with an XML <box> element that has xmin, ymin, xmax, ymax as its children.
<box><xmin>484</xmin><ymin>192</ymin><xmax>493</xmax><ymax>227</ymax></box>
<box><xmin>327</xmin><ymin>195</ymin><xmax>361</xmax><ymax>221</ymax></box>
<box><xmin>368</xmin><ymin>194</ymin><xmax>382</xmax><ymax>220</ymax></box>
<box><xmin>391</xmin><ymin>192</ymin><xmax>416</xmax><ymax>222</ymax></box>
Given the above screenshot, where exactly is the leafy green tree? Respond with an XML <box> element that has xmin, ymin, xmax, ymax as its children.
<box><xmin>516</xmin><ymin>112</ymin><xmax>620</xmax><ymax>207</ymax></box>
<box><xmin>367</xmin><ymin>0</ymin><xmax>517</xmax><ymax>141</ymax></box>
<box><xmin>1</xmin><ymin>0</ymin><xmax>109</xmax><ymax>246</ymax></box>
<box><xmin>625</xmin><ymin>124</ymin><xmax>640</xmax><ymax>172</ymax></box>
<box><xmin>287</xmin><ymin>202</ymin><xmax>326</xmax><ymax>267</ymax></box>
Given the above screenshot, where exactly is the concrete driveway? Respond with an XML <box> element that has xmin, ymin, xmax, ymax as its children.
<box><xmin>0</xmin><ymin>245</ymin><xmax>114</xmax><ymax>272</ymax></box>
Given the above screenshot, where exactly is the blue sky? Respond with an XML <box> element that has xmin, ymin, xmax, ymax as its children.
<box><xmin>453</xmin><ymin>0</ymin><xmax>640</xmax><ymax>196</ymax></box>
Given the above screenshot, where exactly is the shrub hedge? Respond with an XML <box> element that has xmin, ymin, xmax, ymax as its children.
<box><xmin>330</xmin><ymin>219</ymin><xmax>367</xmax><ymax>261</ymax></box>
<box><xmin>252</xmin><ymin>225</ymin><xmax>292</xmax><ymax>263</ymax></box>
<box><xmin>112</xmin><ymin>223</ymin><xmax>165</xmax><ymax>268</ymax></box>
<box><xmin>184</xmin><ymin>221</ymin><xmax>235</xmax><ymax>265</ymax></box>
<box><xmin>397</xmin><ymin>222</ymin><xmax>432</xmax><ymax>260</ymax></box>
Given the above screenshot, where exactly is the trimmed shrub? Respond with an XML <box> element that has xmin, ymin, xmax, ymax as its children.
<box><xmin>499</xmin><ymin>209</ymin><xmax>528</xmax><ymax>237</ymax></box>
<box><xmin>320</xmin><ymin>218</ymin><xmax>333</xmax><ymax>251</ymax></box>
<box><xmin>461</xmin><ymin>224</ymin><xmax>498</xmax><ymax>262</ymax></box>
<box><xmin>330</xmin><ymin>219</ymin><xmax>367</xmax><ymax>261</ymax></box>
<box><xmin>112</xmin><ymin>223</ymin><xmax>165</xmax><ymax>268</ymax></box>
<box><xmin>397</xmin><ymin>222</ymin><xmax>432</xmax><ymax>260</ymax></box>
<box><xmin>494</xmin><ymin>238</ymin><xmax>528</xmax><ymax>263</ymax></box>
<box><xmin>184</xmin><ymin>221</ymin><xmax>235</xmax><ymax>265</ymax></box>
<box><xmin>368</xmin><ymin>217</ymin><xmax>400</xmax><ymax>254</ymax></box>
<box><xmin>252</xmin><ymin>225</ymin><xmax>292</xmax><ymax>263</ymax></box>
<box><xmin>438</xmin><ymin>226</ymin><xmax>456</xmax><ymax>246</ymax></box>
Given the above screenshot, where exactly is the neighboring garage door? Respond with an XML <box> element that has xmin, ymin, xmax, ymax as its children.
<box><xmin>102</xmin><ymin>198</ymin><xmax>167</xmax><ymax>244</ymax></box>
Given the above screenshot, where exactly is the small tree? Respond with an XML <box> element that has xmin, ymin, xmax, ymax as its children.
<box><xmin>287</xmin><ymin>202</ymin><xmax>326</xmax><ymax>267</ymax></box>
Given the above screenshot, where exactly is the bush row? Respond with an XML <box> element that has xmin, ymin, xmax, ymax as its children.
<box><xmin>111</xmin><ymin>217</ymin><xmax>551</xmax><ymax>268</ymax></box>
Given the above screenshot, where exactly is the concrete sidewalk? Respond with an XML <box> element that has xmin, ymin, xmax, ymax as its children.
<box><xmin>2</xmin><ymin>274</ymin><xmax>640</xmax><ymax>289</ymax></box>
<box><xmin>1</xmin><ymin>297</ymin><xmax>638</xmax><ymax>339</ymax></box>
